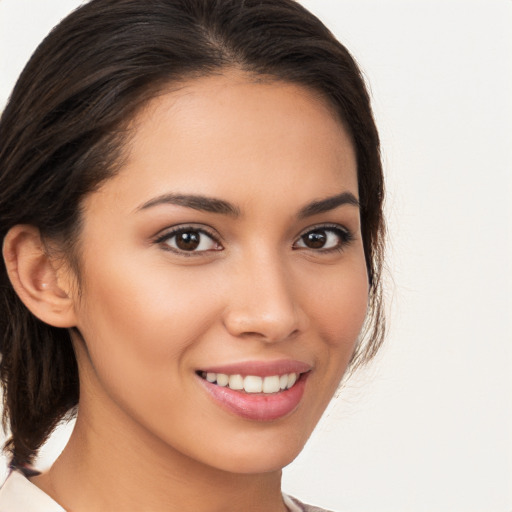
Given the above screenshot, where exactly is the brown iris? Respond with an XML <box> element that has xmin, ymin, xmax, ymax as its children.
<box><xmin>302</xmin><ymin>230</ymin><xmax>327</xmax><ymax>249</ymax></box>
<box><xmin>175</xmin><ymin>231</ymin><xmax>201</xmax><ymax>251</ymax></box>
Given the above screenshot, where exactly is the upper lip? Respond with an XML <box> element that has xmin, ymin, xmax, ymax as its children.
<box><xmin>198</xmin><ymin>359</ymin><xmax>312</xmax><ymax>377</ymax></box>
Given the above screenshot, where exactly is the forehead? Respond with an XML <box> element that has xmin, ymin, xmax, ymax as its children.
<box><xmin>92</xmin><ymin>72</ymin><xmax>358</xmax><ymax>212</ymax></box>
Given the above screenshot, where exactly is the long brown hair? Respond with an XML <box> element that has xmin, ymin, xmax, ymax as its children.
<box><xmin>0</xmin><ymin>0</ymin><xmax>385</xmax><ymax>467</ymax></box>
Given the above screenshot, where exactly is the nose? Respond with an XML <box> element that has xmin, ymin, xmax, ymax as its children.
<box><xmin>222</xmin><ymin>252</ymin><xmax>307</xmax><ymax>343</ymax></box>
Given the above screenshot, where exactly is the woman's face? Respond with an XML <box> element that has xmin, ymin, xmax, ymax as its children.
<box><xmin>70</xmin><ymin>72</ymin><xmax>368</xmax><ymax>474</ymax></box>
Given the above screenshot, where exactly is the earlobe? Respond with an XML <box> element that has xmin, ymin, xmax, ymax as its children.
<box><xmin>2</xmin><ymin>225</ymin><xmax>78</xmax><ymax>328</ymax></box>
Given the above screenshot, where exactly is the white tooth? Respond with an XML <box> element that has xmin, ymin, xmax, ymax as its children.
<box><xmin>228</xmin><ymin>374</ymin><xmax>244</xmax><ymax>390</ymax></box>
<box><xmin>279</xmin><ymin>374</ymin><xmax>289</xmax><ymax>390</ymax></box>
<box><xmin>216</xmin><ymin>373</ymin><xmax>229</xmax><ymax>387</ymax></box>
<box><xmin>206</xmin><ymin>372</ymin><xmax>217</xmax><ymax>383</ymax></box>
<box><xmin>243</xmin><ymin>375</ymin><xmax>263</xmax><ymax>393</ymax></box>
<box><xmin>263</xmin><ymin>375</ymin><xmax>280</xmax><ymax>393</ymax></box>
<box><xmin>286</xmin><ymin>373</ymin><xmax>297</xmax><ymax>389</ymax></box>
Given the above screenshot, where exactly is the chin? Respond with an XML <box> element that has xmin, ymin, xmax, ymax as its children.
<box><xmin>212</xmin><ymin>446</ymin><xmax>301</xmax><ymax>475</ymax></box>
<box><xmin>188</xmin><ymin>422</ymin><xmax>312</xmax><ymax>475</ymax></box>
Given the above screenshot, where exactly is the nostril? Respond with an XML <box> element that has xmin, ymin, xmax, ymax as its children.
<box><xmin>221</xmin><ymin>277</ymin><xmax>306</xmax><ymax>341</ymax></box>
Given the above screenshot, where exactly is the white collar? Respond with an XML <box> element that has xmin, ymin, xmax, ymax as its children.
<box><xmin>0</xmin><ymin>470</ymin><xmax>65</xmax><ymax>512</ymax></box>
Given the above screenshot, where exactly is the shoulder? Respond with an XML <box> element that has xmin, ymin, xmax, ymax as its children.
<box><xmin>0</xmin><ymin>470</ymin><xmax>65</xmax><ymax>512</ymax></box>
<box><xmin>284</xmin><ymin>494</ymin><xmax>336</xmax><ymax>512</ymax></box>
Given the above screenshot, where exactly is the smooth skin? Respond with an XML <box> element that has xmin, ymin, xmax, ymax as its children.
<box><xmin>5</xmin><ymin>71</ymin><xmax>369</xmax><ymax>512</ymax></box>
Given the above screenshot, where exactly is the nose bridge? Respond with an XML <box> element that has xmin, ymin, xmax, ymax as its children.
<box><xmin>223</xmin><ymin>247</ymin><xmax>303</xmax><ymax>342</ymax></box>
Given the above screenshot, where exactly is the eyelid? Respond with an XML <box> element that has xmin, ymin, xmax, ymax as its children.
<box><xmin>294</xmin><ymin>223</ymin><xmax>354</xmax><ymax>251</ymax></box>
<box><xmin>152</xmin><ymin>222</ymin><xmax>353</xmax><ymax>256</ymax></box>
<box><xmin>153</xmin><ymin>224</ymin><xmax>223</xmax><ymax>255</ymax></box>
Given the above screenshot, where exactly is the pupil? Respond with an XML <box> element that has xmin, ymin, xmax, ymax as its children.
<box><xmin>176</xmin><ymin>231</ymin><xmax>200</xmax><ymax>251</ymax></box>
<box><xmin>304</xmin><ymin>230</ymin><xmax>326</xmax><ymax>249</ymax></box>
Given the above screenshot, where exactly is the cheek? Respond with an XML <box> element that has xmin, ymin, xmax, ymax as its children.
<box><xmin>78</xmin><ymin>256</ymin><xmax>217</xmax><ymax>353</ymax></box>
<box><xmin>281</xmin><ymin>254</ymin><xmax>369</xmax><ymax>444</ymax></box>
<box><xmin>73</xmin><ymin>254</ymin><xmax>224</xmax><ymax>410</ymax></box>
<box><xmin>300</xmin><ymin>253</ymin><xmax>369</xmax><ymax>408</ymax></box>
<box><xmin>306</xmin><ymin>258</ymin><xmax>369</xmax><ymax>349</ymax></box>
<box><xmin>72</xmin><ymin>263</ymin><xmax>226</xmax><ymax>446</ymax></box>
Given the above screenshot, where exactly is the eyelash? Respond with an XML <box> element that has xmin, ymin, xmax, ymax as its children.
<box><xmin>154</xmin><ymin>225</ymin><xmax>221</xmax><ymax>257</ymax></box>
<box><xmin>154</xmin><ymin>223</ymin><xmax>354</xmax><ymax>256</ymax></box>
<box><xmin>294</xmin><ymin>223</ymin><xmax>354</xmax><ymax>254</ymax></box>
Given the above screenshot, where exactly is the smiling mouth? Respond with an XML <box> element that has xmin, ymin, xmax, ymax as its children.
<box><xmin>198</xmin><ymin>371</ymin><xmax>300</xmax><ymax>394</ymax></box>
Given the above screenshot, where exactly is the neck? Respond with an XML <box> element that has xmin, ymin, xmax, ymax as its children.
<box><xmin>34</xmin><ymin>404</ymin><xmax>287</xmax><ymax>512</ymax></box>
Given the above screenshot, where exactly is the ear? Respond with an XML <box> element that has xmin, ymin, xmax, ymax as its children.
<box><xmin>2</xmin><ymin>225</ymin><xmax>77</xmax><ymax>328</ymax></box>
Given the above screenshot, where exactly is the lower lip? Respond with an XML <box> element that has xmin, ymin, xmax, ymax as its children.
<box><xmin>199</xmin><ymin>373</ymin><xmax>308</xmax><ymax>421</ymax></box>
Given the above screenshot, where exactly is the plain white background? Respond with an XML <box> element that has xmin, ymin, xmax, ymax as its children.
<box><xmin>1</xmin><ymin>1</ymin><xmax>511</xmax><ymax>511</ymax></box>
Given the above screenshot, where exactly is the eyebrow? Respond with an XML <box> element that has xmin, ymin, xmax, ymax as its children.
<box><xmin>297</xmin><ymin>191</ymin><xmax>360</xmax><ymax>219</ymax></box>
<box><xmin>136</xmin><ymin>191</ymin><xmax>359</xmax><ymax>218</ymax></box>
<box><xmin>136</xmin><ymin>193</ymin><xmax>241</xmax><ymax>217</ymax></box>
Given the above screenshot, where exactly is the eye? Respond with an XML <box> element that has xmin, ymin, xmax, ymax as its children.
<box><xmin>156</xmin><ymin>227</ymin><xmax>222</xmax><ymax>254</ymax></box>
<box><xmin>294</xmin><ymin>225</ymin><xmax>353</xmax><ymax>252</ymax></box>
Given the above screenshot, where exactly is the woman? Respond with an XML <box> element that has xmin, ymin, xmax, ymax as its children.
<box><xmin>0</xmin><ymin>0</ymin><xmax>385</xmax><ymax>510</ymax></box>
